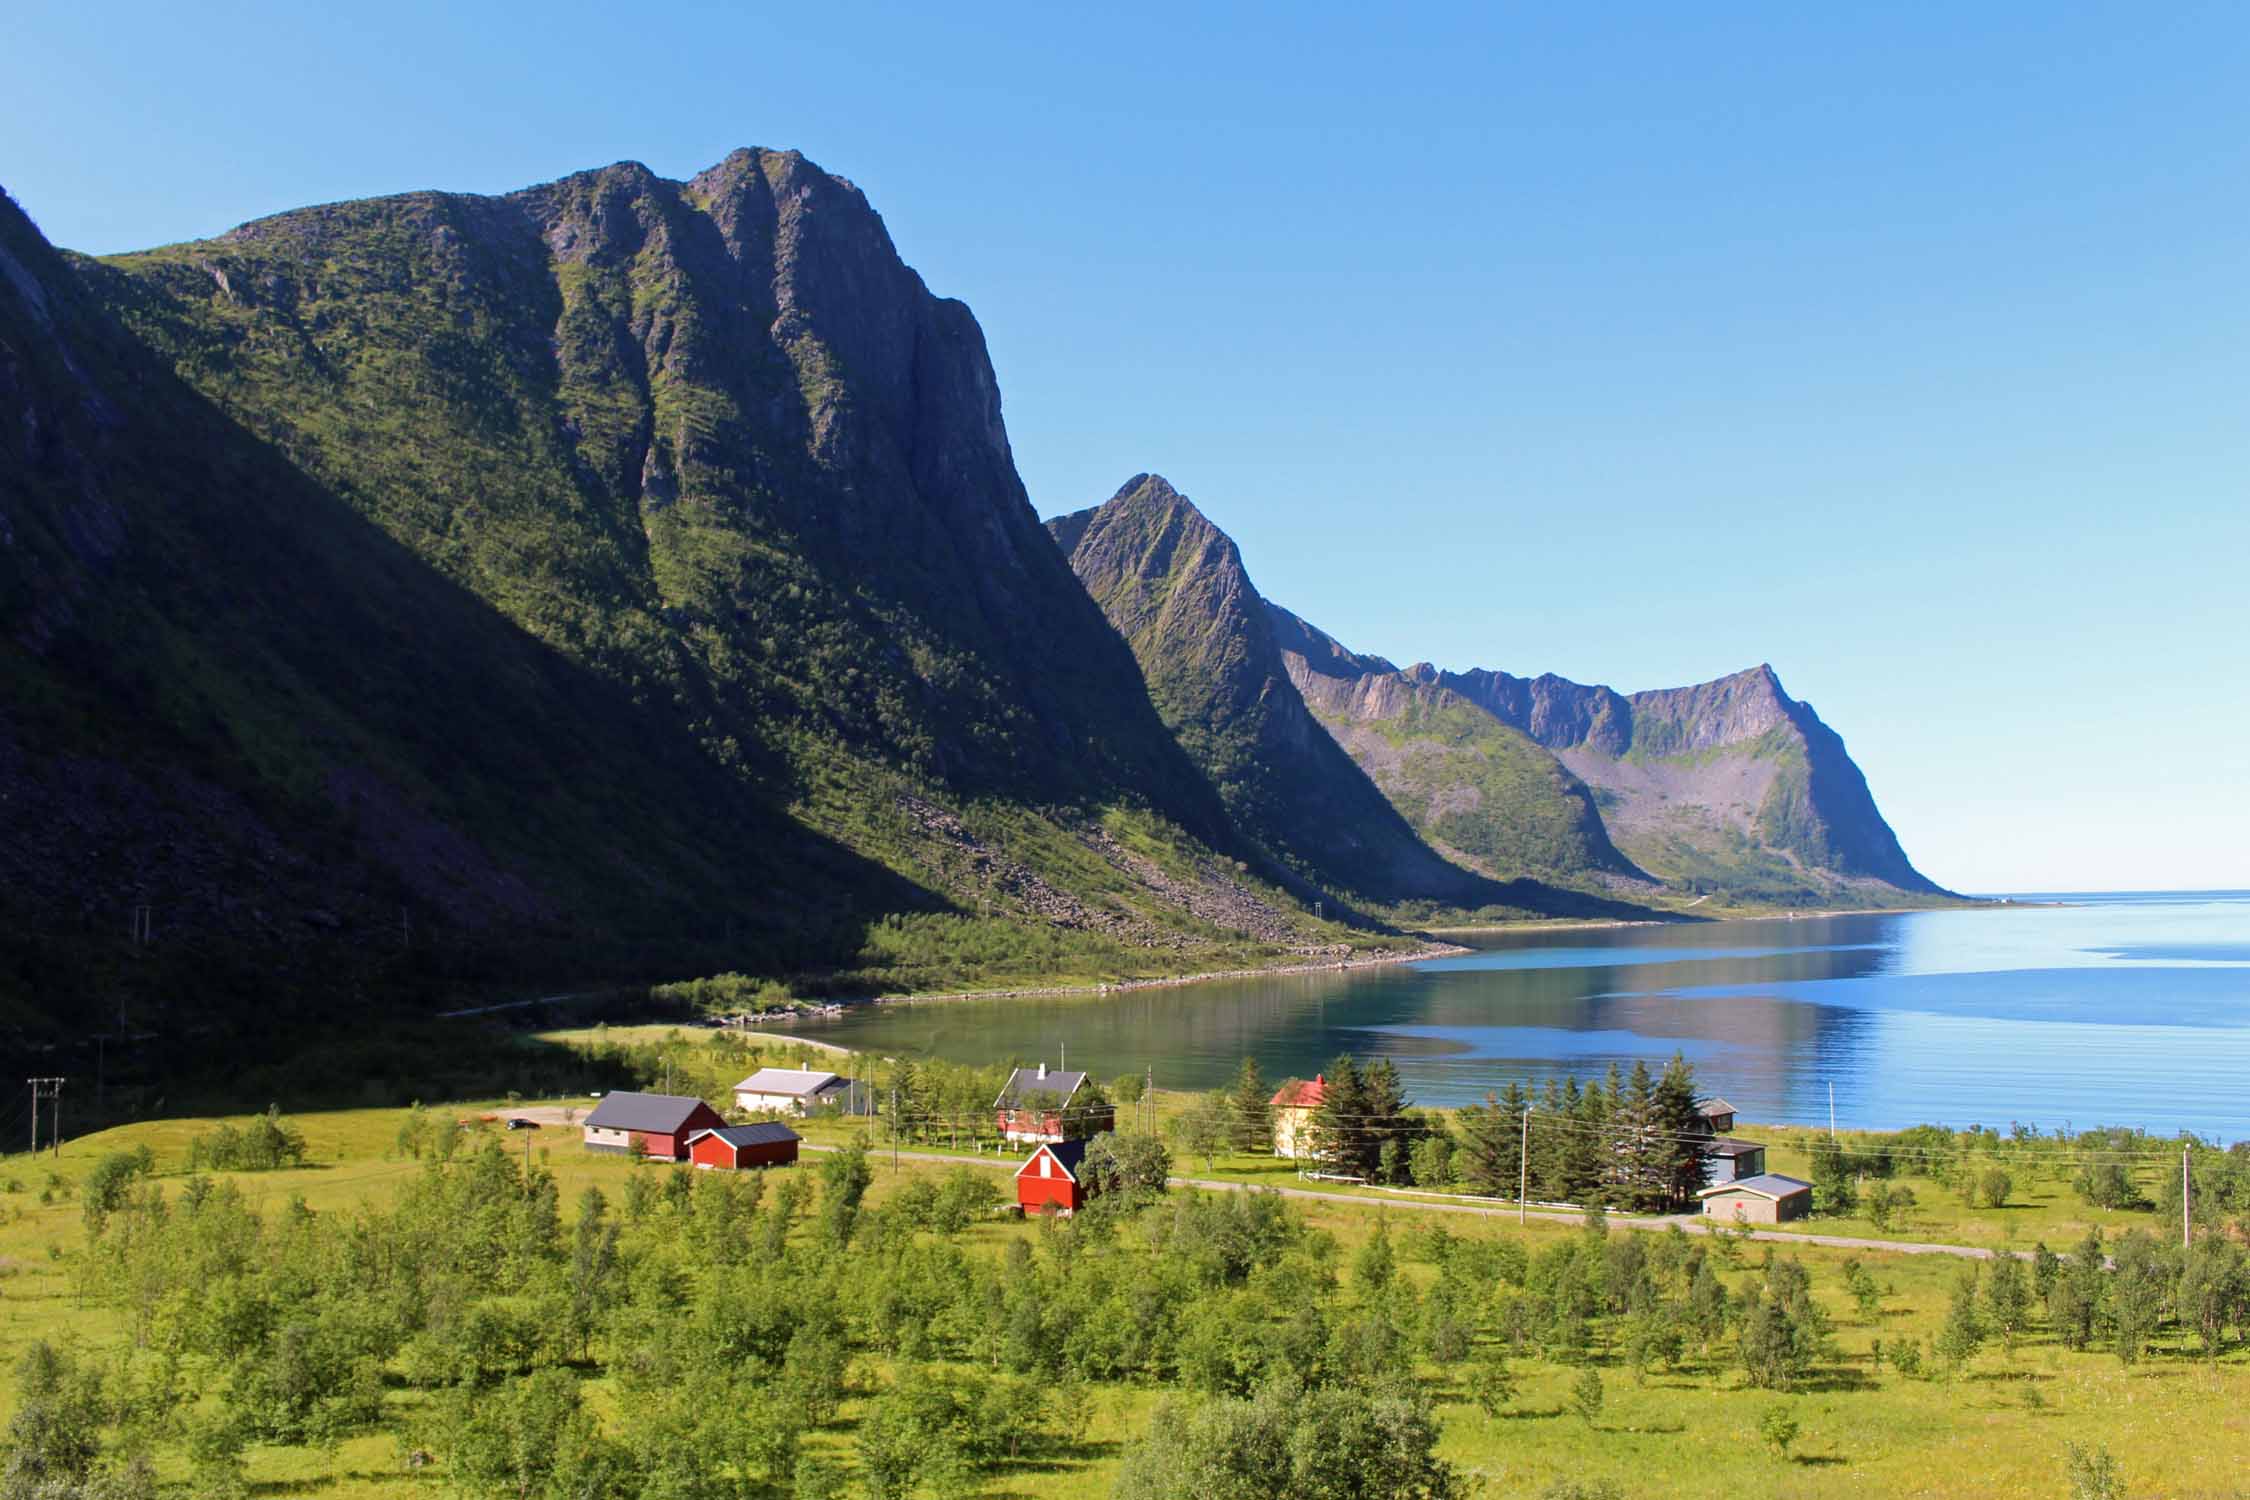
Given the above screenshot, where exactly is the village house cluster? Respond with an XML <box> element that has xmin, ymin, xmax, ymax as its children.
<box><xmin>580</xmin><ymin>1063</ymin><xmax>1808</xmax><ymax>1222</ymax></box>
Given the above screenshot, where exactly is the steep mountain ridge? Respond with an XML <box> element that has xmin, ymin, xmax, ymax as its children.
<box><xmin>1263</xmin><ymin>607</ymin><xmax>1649</xmax><ymax>886</ymax></box>
<box><xmin>0</xmin><ymin>154</ymin><xmax>1358</xmax><ymax>1040</ymax></box>
<box><xmin>1269</xmin><ymin>600</ymin><xmax>1939</xmax><ymax>901</ymax></box>
<box><xmin>1414</xmin><ymin>661</ymin><xmax>1936</xmax><ymax>894</ymax></box>
<box><xmin>1048</xmin><ymin>476</ymin><xmax>1564</xmax><ymax>911</ymax></box>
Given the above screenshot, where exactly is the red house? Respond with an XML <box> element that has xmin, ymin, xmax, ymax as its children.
<box><xmin>581</xmin><ymin>1091</ymin><xmax>726</xmax><ymax>1161</ymax></box>
<box><xmin>687</xmin><ymin>1122</ymin><xmax>802</xmax><ymax>1170</ymax></box>
<box><xmin>1015</xmin><ymin>1138</ymin><xmax>1090</xmax><ymax>1215</ymax></box>
<box><xmin>994</xmin><ymin>1063</ymin><xmax>1110</xmax><ymax>1144</ymax></box>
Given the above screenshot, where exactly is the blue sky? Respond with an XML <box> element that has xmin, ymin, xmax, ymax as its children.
<box><xmin>7</xmin><ymin>2</ymin><xmax>2246</xmax><ymax>894</ymax></box>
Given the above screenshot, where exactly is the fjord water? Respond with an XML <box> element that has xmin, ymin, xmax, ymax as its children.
<box><xmin>803</xmin><ymin>892</ymin><xmax>2250</xmax><ymax>1139</ymax></box>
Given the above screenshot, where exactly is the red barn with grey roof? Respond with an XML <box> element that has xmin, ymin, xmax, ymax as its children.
<box><xmin>581</xmin><ymin>1092</ymin><xmax>725</xmax><ymax>1161</ymax></box>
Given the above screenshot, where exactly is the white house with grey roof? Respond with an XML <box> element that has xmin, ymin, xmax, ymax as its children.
<box><xmin>732</xmin><ymin>1068</ymin><xmax>852</xmax><ymax>1116</ymax></box>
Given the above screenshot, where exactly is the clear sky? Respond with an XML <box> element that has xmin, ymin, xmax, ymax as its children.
<box><xmin>7</xmin><ymin>2</ymin><xmax>2246</xmax><ymax>895</ymax></box>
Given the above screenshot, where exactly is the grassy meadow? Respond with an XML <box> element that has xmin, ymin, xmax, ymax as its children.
<box><xmin>6</xmin><ymin>1081</ymin><xmax>2247</xmax><ymax>1500</ymax></box>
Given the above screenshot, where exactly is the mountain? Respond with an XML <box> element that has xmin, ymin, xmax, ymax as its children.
<box><xmin>1265</xmin><ymin>606</ymin><xmax>1649</xmax><ymax>887</ymax></box>
<box><xmin>0</xmin><ymin>153</ymin><xmax>1355</xmax><ymax>1041</ymax></box>
<box><xmin>1047</xmin><ymin>475</ymin><xmax>1548</xmax><ymax>911</ymax></box>
<box><xmin>1269</xmin><ymin>604</ymin><xmax>1940</xmax><ymax>903</ymax></box>
<box><xmin>1423</xmin><ymin>661</ymin><xmax>1942</xmax><ymax>900</ymax></box>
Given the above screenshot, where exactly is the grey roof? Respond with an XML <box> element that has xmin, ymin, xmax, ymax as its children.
<box><xmin>1698</xmin><ymin>1097</ymin><xmax>1739</xmax><ymax>1117</ymax></box>
<box><xmin>1698</xmin><ymin>1172</ymin><xmax>1812</xmax><ymax>1200</ymax></box>
<box><xmin>996</xmin><ymin>1067</ymin><xmax>1087</xmax><ymax>1106</ymax></box>
<box><xmin>583</xmin><ymin>1091</ymin><xmax>716</xmax><ymax>1133</ymax></box>
<box><xmin>1707</xmin><ymin>1137</ymin><xmax>1766</xmax><ymax>1156</ymax></box>
<box><xmin>732</xmin><ymin>1068</ymin><xmax>843</xmax><ymax>1097</ymax></box>
<box><xmin>690</xmin><ymin>1122</ymin><xmax>802</xmax><ymax>1148</ymax></box>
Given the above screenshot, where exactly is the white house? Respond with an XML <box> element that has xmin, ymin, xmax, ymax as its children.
<box><xmin>732</xmin><ymin>1067</ymin><xmax>851</xmax><ymax>1116</ymax></box>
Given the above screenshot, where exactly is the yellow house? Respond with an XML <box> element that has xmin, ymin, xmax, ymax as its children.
<box><xmin>1270</xmin><ymin>1075</ymin><xmax>1327</xmax><ymax>1159</ymax></box>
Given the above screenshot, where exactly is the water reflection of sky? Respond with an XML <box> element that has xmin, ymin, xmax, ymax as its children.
<box><xmin>800</xmin><ymin>892</ymin><xmax>2250</xmax><ymax>1141</ymax></box>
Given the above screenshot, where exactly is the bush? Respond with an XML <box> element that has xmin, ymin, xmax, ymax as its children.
<box><xmin>188</xmin><ymin>1106</ymin><xmax>308</xmax><ymax>1172</ymax></box>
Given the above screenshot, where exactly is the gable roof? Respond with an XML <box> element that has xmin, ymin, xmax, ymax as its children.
<box><xmin>1016</xmin><ymin>1137</ymin><xmax>1090</xmax><ymax>1182</ymax></box>
<box><xmin>1271</xmin><ymin>1076</ymin><xmax>1326</xmax><ymax>1110</ymax></box>
<box><xmin>1698</xmin><ymin>1097</ymin><xmax>1739</xmax><ymax>1118</ymax></box>
<box><xmin>583</xmin><ymin>1091</ymin><xmax>718</xmax><ymax>1134</ymax></box>
<box><xmin>732</xmin><ymin>1068</ymin><xmax>843</xmax><ymax>1097</ymax></box>
<box><xmin>996</xmin><ymin>1066</ymin><xmax>1085</xmax><ymax>1106</ymax></box>
<box><xmin>1697</xmin><ymin>1172</ymin><xmax>1812</xmax><ymax>1201</ymax></box>
<box><xmin>689</xmin><ymin>1122</ymin><xmax>802</xmax><ymax>1149</ymax></box>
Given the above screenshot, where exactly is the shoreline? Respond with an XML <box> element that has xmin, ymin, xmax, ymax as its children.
<box><xmin>855</xmin><ymin>939</ymin><xmax>1471</xmax><ymax>1009</ymax></box>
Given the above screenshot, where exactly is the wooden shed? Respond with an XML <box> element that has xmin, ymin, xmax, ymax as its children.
<box><xmin>687</xmin><ymin>1122</ymin><xmax>801</xmax><ymax>1170</ymax></box>
<box><xmin>1697</xmin><ymin>1172</ymin><xmax>1812</xmax><ymax>1224</ymax></box>
<box><xmin>581</xmin><ymin>1092</ymin><xmax>726</xmax><ymax>1161</ymax></box>
<box><xmin>1016</xmin><ymin>1138</ymin><xmax>1090</xmax><ymax>1215</ymax></box>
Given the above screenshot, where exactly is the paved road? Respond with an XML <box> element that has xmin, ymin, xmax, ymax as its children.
<box><xmin>812</xmin><ymin>1142</ymin><xmax>2023</xmax><ymax>1262</ymax></box>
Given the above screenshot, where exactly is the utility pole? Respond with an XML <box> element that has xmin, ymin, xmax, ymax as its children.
<box><xmin>1518</xmin><ymin>1108</ymin><xmax>1530</xmax><ymax>1226</ymax></box>
<box><xmin>28</xmin><ymin>1079</ymin><xmax>63</xmax><ymax>1158</ymax></box>
<box><xmin>1145</xmin><ymin>1064</ymin><xmax>1153</xmax><ymax>1135</ymax></box>
<box><xmin>2184</xmin><ymin>1146</ymin><xmax>2192</xmax><ymax>1248</ymax></box>
<box><xmin>1829</xmin><ymin>1083</ymin><xmax>1837</xmax><ymax>1140</ymax></box>
<box><xmin>891</xmin><ymin>1085</ymin><xmax>899</xmax><ymax>1172</ymax></box>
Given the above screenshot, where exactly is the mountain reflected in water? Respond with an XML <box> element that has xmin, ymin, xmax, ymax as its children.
<box><xmin>800</xmin><ymin>892</ymin><xmax>2250</xmax><ymax>1139</ymax></box>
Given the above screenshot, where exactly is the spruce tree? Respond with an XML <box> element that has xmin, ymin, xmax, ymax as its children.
<box><xmin>1653</xmin><ymin>1053</ymin><xmax>1710</xmax><ymax>1209</ymax></box>
<box><xmin>1230</xmin><ymin>1057</ymin><xmax>1271</xmax><ymax>1154</ymax></box>
<box><xmin>1362</xmin><ymin>1058</ymin><xmax>1411</xmax><ymax>1183</ymax></box>
<box><xmin>1309</xmin><ymin>1056</ymin><xmax>1369</xmax><ymax>1177</ymax></box>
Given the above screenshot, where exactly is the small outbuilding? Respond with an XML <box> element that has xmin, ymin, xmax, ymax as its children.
<box><xmin>1697</xmin><ymin>1097</ymin><xmax>1739</xmax><ymax>1135</ymax></box>
<box><xmin>581</xmin><ymin>1091</ymin><xmax>726</xmax><ymax>1161</ymax></box>
<box><xmin>1015</xmin><ymin>1138</ymin><xmax>1090</xmax><ymax>1215</ymax></box>
<box><xmin>1704</xmin><ymin>1138</ymin><xmax>1769</xmax><ymax>1184</ymax></box>
<box><xmin>1698</xmin><ymin>1172</ymin><xmax>1813</xmax><ymax>1224</ymax></box>
<box><xmin>687</xmin><ymin>1122</ymin><xmax>802</xmax><ymax>1170</ymax></box>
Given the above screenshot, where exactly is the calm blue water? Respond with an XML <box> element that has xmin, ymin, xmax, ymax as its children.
<box><xmin>797</xmin><ymin>892</ymin><xmax>2250</xmax><ymax>1140</ymax></box>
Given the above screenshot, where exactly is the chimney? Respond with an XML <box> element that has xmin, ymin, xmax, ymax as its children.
<box><xmin>1037</xmin><ymin>1062</ymin><xmax>1048</xmax><ymax>1080</ymax></box>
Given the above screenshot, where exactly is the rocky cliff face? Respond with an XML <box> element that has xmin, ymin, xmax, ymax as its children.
<box><xmin>0</xmin><ymin>154</ymin><xmax>1352</xmax><ymax>1039</ymax></box>
<box><xmin>1265</xmin><ymin>609</ymin><xmax>1649</xmax><ymax>887</ymax></box>
<box><xmin>1415</xmin><ymin>661</ymin><xmax>1936</xmax><ymax>894</ymax></box>
<box><xmin>1047</xmin><ymin>476</ymin><xmax>1524</xmax><ymax>910</ymax></box>
<box><xmin>1269</xmin><ymin>602</ymin><xmax>1939</xmax><ymax>901</ymax></box>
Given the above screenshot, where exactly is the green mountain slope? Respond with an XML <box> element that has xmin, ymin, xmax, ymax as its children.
<box><xmin>1</xmin><ymin>153</ymin><xmax>1361</xmax><ymax>1041</ymax></box>
<box><xmin>1263</xmin><ymin>607</ymin><xmax>1648</xmax><ymax>887</ymax></box>
<box><xmin>1432</xmin><ymin>663</ymin><xmax>1943</xmax><ymax>901</ymax></box>
<box><xmin>1048</xmin><ymin>476</ymin><xmax>1525</xmax><ymax>911</ymax></box>
<box><xmin>1266</xmin><ymin>599</ymin><xmax>1942</xmax><ymax>904</ymax></box>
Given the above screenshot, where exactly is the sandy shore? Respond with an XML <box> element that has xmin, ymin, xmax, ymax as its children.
<box><xmin>863</xmin><ymin>939</ymin><xmax>1470</xmax><ymax>1008</ymax></box>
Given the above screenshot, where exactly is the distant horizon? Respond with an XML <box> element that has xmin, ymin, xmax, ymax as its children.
<box><xmin>7</xmin><ymin>5</ymin><xmax>2245</xmax><ymax>896</ymax></box>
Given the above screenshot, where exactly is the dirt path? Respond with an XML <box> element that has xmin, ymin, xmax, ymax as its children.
<box><xmin>807</xmin><ymin>1143</ymin><xmax>2022</xmax><ymax>1262</ymax></box>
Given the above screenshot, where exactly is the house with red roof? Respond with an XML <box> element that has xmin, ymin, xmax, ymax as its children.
<box><xmin>1270</xmin><ymin>1075</ymin><xmax>1326</xmax><ymax>1159</ymax></box>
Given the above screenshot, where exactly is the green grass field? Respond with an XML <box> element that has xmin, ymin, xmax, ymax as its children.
<box><xmin>5</xmin><ymin>1092</ymin><xmax>2246</xmax><ymax>1500</ymax></box>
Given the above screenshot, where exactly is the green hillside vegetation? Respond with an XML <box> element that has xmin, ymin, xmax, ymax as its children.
<box><xmin>1348</xmin><ymin>689</ymin><xmax>1643</xmax><ymax>886</ymax></box>
<box><xmin>1048</xmin><ymin>476</ymin><xmax>1527</xmax><ymax>916</ymax></box>
<box><xmin>1</xmin><ymin>155</ymin><xmax>1421</xmax><ymax>1056</ymax></box>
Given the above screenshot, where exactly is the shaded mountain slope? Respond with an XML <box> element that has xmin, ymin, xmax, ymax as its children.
<box><xmin>0</xmin><ymin>153</ymin><xmax>1358</xmax><ymax>1039</ymax></box>
<box><xmin>1</xmin><ymin>181</ymin><xmax>916</xmax><ymax>1039</ymax></box>
<box><xmin>1047</xmin><ymin>475</ymin><xmax>1522</xmax><ymax>910</ymax></box>
<box><xmin>1263</xmin><ymin>607</ymin><xmax>1649</xmax><ymax>886</ymax></box>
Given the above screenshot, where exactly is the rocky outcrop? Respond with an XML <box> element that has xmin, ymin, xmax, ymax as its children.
<box><xmin>1048</xmin><ymin>475</ymin><xmax>1512</xmax><ymax>909</ymax></box>
<box><xmin>1267</xmin><ymin>607</ymin><xmax>1648</xmax><ymax>887</ymax></box>
<box><xmin>1268</xmin><ymin>596</ymin><xmax>1939</xmax><ymax>901</ymax></box>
